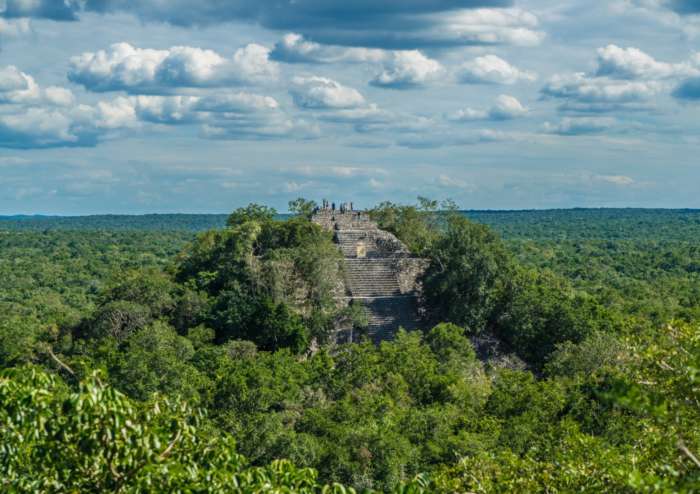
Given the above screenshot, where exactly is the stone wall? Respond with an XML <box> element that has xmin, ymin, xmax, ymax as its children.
<box><xmin>311</xmin><ymin>209</ymin><xmax>376</xmax><ymax>231</ymax></box>
<box><xmin>394</xmin><ymin>257</ymin><xmax>430</xmax><ymax>295</ymax></box>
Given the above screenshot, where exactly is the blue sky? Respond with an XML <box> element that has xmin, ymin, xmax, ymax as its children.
<box><xmin>0</xmin><ymin>0</ymin><xmax>699</xmax><ymax>214</ymax></box>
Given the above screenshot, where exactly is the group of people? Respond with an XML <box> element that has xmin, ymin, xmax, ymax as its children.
<box><xmin>319</xmin><ymin>199</ymin><xmax>354</xmax><ymax>212</ymax></box>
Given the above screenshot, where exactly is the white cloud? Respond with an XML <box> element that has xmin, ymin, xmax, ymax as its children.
<box><xmin>98</xmin><ymin>93</ymin><xmax>297</xmax><ymax>140</ymax></box>
<box><xmin>542</xmin><ymin>73</ymin><xmax>662</xmax><ymax>106</ymax></box>
<box><xmin>0</xmin><ymin>65</ymin><xmax>74</xmax><ymax>106</ymax></box>
<box><xmin>91</xmin><ymin>97</ymin><xmax>139</xmax><ymax>129</ymax></box>
<box><xmin>0</xmin><ymin>65</ymin><xmax>41</xmax><ymax>103</ymax></box>
<box><xmin>192</xmin><ymin>93</ymin><xmax>279</xmax><ymax>113</ymax></box>
<box><xmin>272</xmin><ymin>35</ymin><xmax>445</xmax><ymax>90</ymax></box>
<box><xmin>154</xmin><ymin>46</ymin><xmax>228</xmax><ymax>86</ymax></box>
<box><xmin>543</xmin><ymin>45</ymin><xmax>700</xmax><ymax>111</ymax></box>
<box><xmin>0</xmin><ymin>107</ymin><xmax>93</xmax><ymax>148</ymax></box>
<box><xmin>88</xmin><ymin>93</ymin><xmax>318</xmax><ymax>141</ymax></box>
<box><xmin>131</xmin><ymin>96</ymin><xmax>198</xmax><ymax>125</ymax></box>
<box><xmin>44</xmin><ymin>86</ymin><xmax>75</xmax><ymax>106</ymax></box>
<box><xmin>290</xmin><ymin>76</ymin><xmax>366</xmax><ymax>109</ymax></box>
<box><xmin>595</xmin><ymin>44</ymin><xmax>695</xmax><ymax>79</ymax></box>
<box><xmin>456</xmin><ymin>54</ymin><xmax>536</xmax><ymax>85</ymax></box>
<box><xmin>371</xmin><ymin>50</ymin><xmax>444</xmax><ymax>89</ymax></box>
<box><xmin>231</xmin><ymin>43</ymin><xmax>280</xmax><ymax>83</ymax></box>
<box><xmin>0</xmin><ymin>62</ymin><xmax>308</xmax><ymax>149</ymax></box>
<box><xmin>424</xmin><ymin>8</ymin><xmax>545</xmax><ymax>47</ymax></box>
<box><xmin>271</xmin><ymin>33</ymin><xmax>387</xmax><ymax>64</ymax></box>
<box><xmin>488</xmin><ymin>94</ymin><xmax>529</xmax><ymax>119</ymax></box>
<box><xmin>449</xmin><ymin>94</ymin><xmax>528</xmax><ymax>121</ymax></box>
<box><xmin>68</xmin><ymin>42</ymin><xmax>279</xmax><ymax>93</ymax></box>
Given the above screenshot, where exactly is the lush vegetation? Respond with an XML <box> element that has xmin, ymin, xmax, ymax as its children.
<box><xmin>1</xmin><ymin>202</ymin><xmax>699</xmax><ymax>492</ymax></box>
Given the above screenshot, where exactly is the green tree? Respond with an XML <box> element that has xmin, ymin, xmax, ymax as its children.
<box><xmin>289</xmin><ymin>198</ymin><xmax>318</xmax><ymax>219</ymax></box>
<box><xmin>111</xmin><ymin>321</ymin><xmax>205</xmax><ymax>402</ymax></box>
<box><xmin>422</xmin><ymin>215</ymin><xmax>513</xmax><ymax>333</ymax></box>
<box><xmin>226</xmin><ymin>203</ymin><xmax>276</xmax><ymax>227</ymax></box>
<box><xmin>495</xmin><ymin>268</ymin><xmax>613</xmax><ymax>368</ymax></box>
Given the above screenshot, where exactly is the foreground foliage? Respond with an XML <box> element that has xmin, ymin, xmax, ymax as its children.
<box><xmin>0</xmin><ymin>366</ymin><xmax>354</xmax><ymax>493</ymax></box>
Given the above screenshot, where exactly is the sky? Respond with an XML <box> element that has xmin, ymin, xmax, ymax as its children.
<box><xmin>0</xmin><ymin>0</ymin><xmax>699</xmax><ymax>214</ymax></box>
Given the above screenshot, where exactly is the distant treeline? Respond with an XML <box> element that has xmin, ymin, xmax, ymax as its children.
<box><xmin>3</xmin><ymin>209</ymin><xmax>700</xmax><ymax>241</ymax></box>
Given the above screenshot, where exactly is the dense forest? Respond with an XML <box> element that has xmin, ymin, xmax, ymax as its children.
<box><xmin>1</xmin><ymin>203</ymin><xmax>699</xmax><ymax>492</ymax></box>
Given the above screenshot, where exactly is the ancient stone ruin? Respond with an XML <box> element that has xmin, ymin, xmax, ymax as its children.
<box><xmin>312</xmin><ymin>200</ymin><xmax>427</xmax><ymax>343</ymax></box>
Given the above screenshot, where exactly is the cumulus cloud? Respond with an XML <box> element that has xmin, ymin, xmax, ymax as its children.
<box><xmin>449</xmin><ymin>94</ymin><xmax>528</xmax><ymax>121</ymax></box>
<box><xmin>456</xmin><ymin>54</ymin><xmax>536</xmax><ymax>84</ymax></box>
<box><xmin>1</xmin><ymin>1</ymin><xmax>544</xmax><ymax>50</ymax></box>
<box><xmin>110</xmin><ymin>92</ymin><xmax>309</xmax><ymax>141</ymax></box>
<box><xmin>0</xmin><ymin>59</ymin><xmax>310</xmax><ymax>148</ymax></box>
<box><xmin>0</xmin><ymin>66</ymin><xmax>74</xmax><ymax>106</ymax></box>
<box><xmin>541</xmin><ymin>72</ymin><xmax>663</xmax><ymax>112</ymax></box>
<box><xmin>488</xmin><ymin>94</ymin><xmax>528</xmax><ymax>119</ymax></box>
<box><xmin>0</xmin><ymin>107</ymin><xmax>96</xmax><ymax>149</ymax></box>
<box><xmin>68</xmin><ymin>42</ymin><xmax>279</xmax><ymax>93</ymax></box>
<box><xmin>543</xmin><ymin>45</ymin><xmax>700</xmax><ymax>110</ymax></box>
<box><xmin>370</xmin><ymin>51</ymin><xmax>444</xmax><ymax>88</ymax></box>
<box><xmin>272</xmin><ymin>35</ymin><xmax>445</xmax><ymax>90</ymax></box>
<box><xmin>192</xmin><ymin>93</ymin><xmax>279</xmax><ymax>113</ymax></box>
<box><xmin>542</xmin><ymin>73</ymin><xmax>661</xmax><ymax>103</ymax></box>
<box><xmin>121</xmin><ymin>93</ymin><xmax>280</xmax><ymax>125</ymax></box>
<box><xmin>44</xmin><ymin>86</ymin><xmax>75</xmax><ymax>106</ymax></box>
<box><xmin>543</xmin><ymin>117</ymin><xmax>616</xmax><ymax>135</ymax></box>
<box><xmin>595</xmin><ymin>44</ymin><xmax>693</xmax><ymax>79</ymax></box>
<box><xmin>270</xmin><ymin>33</ymin><xmax>387</xmax><ymax>64</ymax></box>
<box><xmin>0</xmin><ymin>108</ymin><xmax>73</xmax><ymax>147</ymax></box>
<box><xmin>290</xmin><ymin>76</ymin><xmax>366</xmax><ymax>109</ymax></box>
<box><xmin>423</xmin><ymin>8</ymin><xmax>545</xmax><ymax>47</ymax></box>
<box><xmin>0</xmin><ymin>89</ymin><xmax>311</xmax><ymax>148</ymax></box>
<box><xmin>117</xmin><ymin>92</ymin><xmax>317</xmax><ymax>140</ymax></box>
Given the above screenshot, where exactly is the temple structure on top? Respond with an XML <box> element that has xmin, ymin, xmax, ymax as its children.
<box><xmin>311</xmin><ymin>199</ymin><xmax>426</xmax><ymax>343</ymax></box>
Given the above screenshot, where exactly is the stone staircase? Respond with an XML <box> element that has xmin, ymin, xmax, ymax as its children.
<box><xmin>343</xmin><ymin>258</ymin><xmax>401</xmax><ymax>297</ymax></box>
<box><xmin>339</xmin><ymin>237</ymin><xmax>421</xmax><ymax>343</ymax></box>
<box><xmin>335</xmin><ymin>230</ymin><xmax>375</xmax><ymax>257</ymax></box>
<box><xmin>312</xmin><ymin>205</ymin><xmax>424</xmax><ymax>344</ymax></box>
<box><xmin>360</xmin><ymin>297</ymin><xmax>420</xmax><ymax>342</ymax></box>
